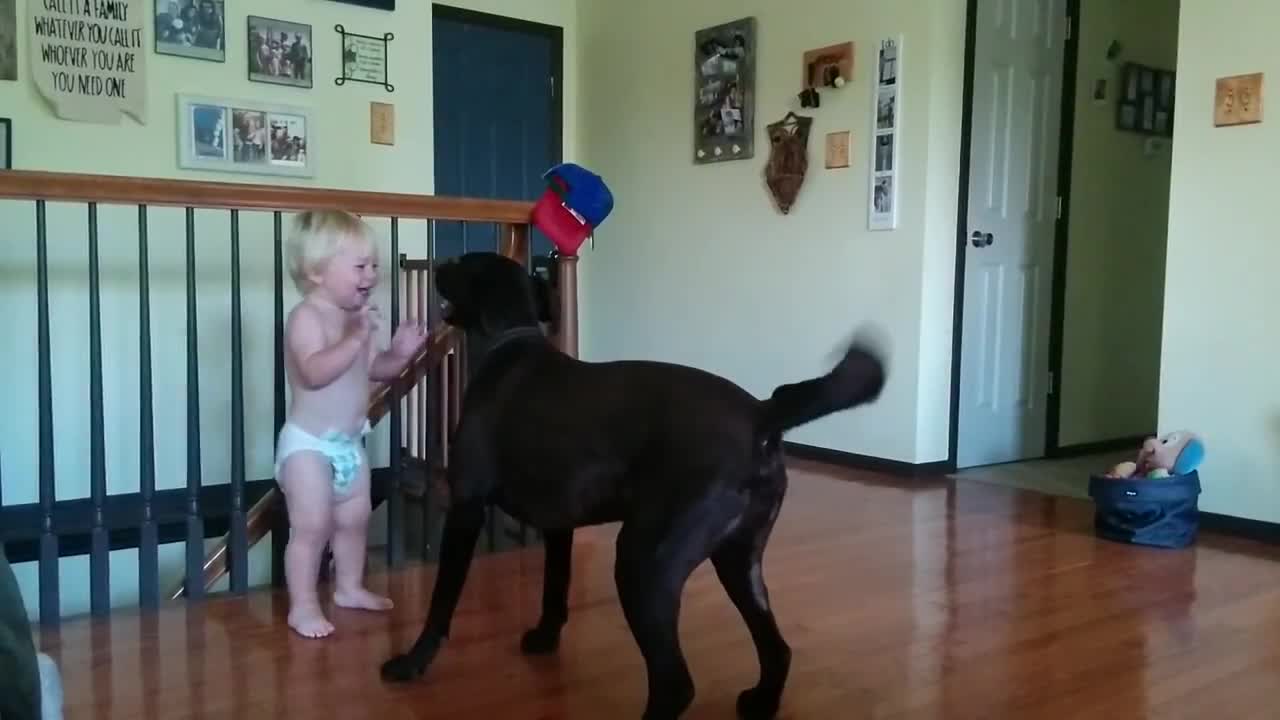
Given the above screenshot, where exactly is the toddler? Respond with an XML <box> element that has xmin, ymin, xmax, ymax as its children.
<box><xmin>277</xmin><ymin>210</ymin><xmax>429</xmax><ymax>638</ymax></box>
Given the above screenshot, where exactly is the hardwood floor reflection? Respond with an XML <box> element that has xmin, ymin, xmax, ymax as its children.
<box><xmin>36</xmin><ymin>458</ymin><xmax>1280</xmax><ymax>719</ymax></box>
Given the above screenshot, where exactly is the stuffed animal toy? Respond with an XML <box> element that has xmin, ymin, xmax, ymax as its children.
<box><xmin>1106</xmin><ymin>430</ymin><xmax>1205</xmax><ymax>479</ymax></box>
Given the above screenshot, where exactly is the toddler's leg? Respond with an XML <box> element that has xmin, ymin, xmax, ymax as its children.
<box><xmin>332</xmin><ymin>458</ymin><xmax>393</xmax><ymax>611</ymax></box>
<box><xmin>278</xmin><ymin>452</ymin><xmax>336</xmax><ymax>638</ymax></box>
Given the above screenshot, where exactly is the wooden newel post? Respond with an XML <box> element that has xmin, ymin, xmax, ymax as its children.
<box><xmin>556</xmin><ymin>253</ymin><xmax>579</xmax><ymax>359</ymax></box>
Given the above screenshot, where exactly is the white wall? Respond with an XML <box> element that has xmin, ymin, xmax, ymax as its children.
<box><xmin>0</xmin><ymin>0</ymin><xmax>579</xmax><ymax>620</ymax></box>
<box><xmin>1058</xmin><ymin>0</ymin><xmax>1179</xmax><ymax>447</ymax></box>
<box><xmin>576</xmin><ymin>0</ymin><xmax>966</xmax><ymax>463</ymax></box>
<box><xmin>1160</xmin><ymin>0</ymin><xmax>1280</xmax><ymax>523</ymax></box>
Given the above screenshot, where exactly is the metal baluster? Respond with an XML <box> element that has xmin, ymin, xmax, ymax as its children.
<box><xmin>35</xmin><ymin>200</ymin><xmax>59</xmax><ymax>626</ymax></box>
<box><xmin>88</xmin><ymin>202</ymin><xmax>109</xmax><ymax>615</ymax></box>
<box><xmin>272</xmin><ymin>211</ymin><xmax>288</xmax><ymax>586</ymax></box>
<box><xmin>387</xmin><ymin>217</ymin><xmax>405</xmax><ymax>567</ymax></box>
<box><xmin>229</xmin><ymin>210</ymin><xmax>248</xmax><ymax>593</ymax></box>
<box><xmin>184</xmin><ymin>208</ymin><xmax>204</xmax><ymax>599</ymax></box>
<box><xmin>138</xmin><ymin>205</ymin><xmax>159</xmax><ymax>608</ymax></box>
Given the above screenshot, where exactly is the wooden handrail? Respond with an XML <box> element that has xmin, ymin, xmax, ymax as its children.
<box><xmin>0</xmin><ymin>170</ymin><xmax>534</xmax><ymax>223</ymax></box>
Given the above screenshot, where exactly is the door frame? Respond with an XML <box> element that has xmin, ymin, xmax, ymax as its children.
<box><xmin>431</xmin><ymin>3</ymin><xmax>566</xmax><ymax>182</ymax></box>
<box><xmin>947</xmin><ymin>0</ymin><xmax>1083</xmax><ymax>470</ymax></box>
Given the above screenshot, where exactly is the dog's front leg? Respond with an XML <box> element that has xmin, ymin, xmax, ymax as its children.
<box><xmin>380</xmin><ymin>502</ymin><xmax>485</xmax><ymax>683</ymax></box>
<box><xmin>521</xmin><ymin>529</ymin><xmax>573</xmax><ymax>654</ymax></box>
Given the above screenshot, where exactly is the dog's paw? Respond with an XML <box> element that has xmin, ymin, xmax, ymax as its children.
<box><xmin>520</xmin><ymin>624</ymin><xmax>561</xmax><ymax>655</ymax></box>
<box><xmin>736</xmin><ymin>686</ymin><xmax>782</xmax><ymax>720</ymax></box>
<box><xmin>380</xmin><ymin>653</ymin><xmax>427</xmax><ymax>683</ymax></box>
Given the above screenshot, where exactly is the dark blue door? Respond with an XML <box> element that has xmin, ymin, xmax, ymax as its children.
<box><xmin>432</xmin><ymin>8</ymin><xmax>560</xmax><ymax>260</ymax></box>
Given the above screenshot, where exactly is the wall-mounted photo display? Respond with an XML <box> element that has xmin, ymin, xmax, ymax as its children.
<box><xmin>248</xmin><ymin>16</ymin><xmax>313</xmax><ymax>88</ymax></box>
<box><xmin>177</xmin><ymin>93</ymin><xmax>313</xmax><ymax>178</ymax></box>
<box><xmin>1116</xmin><ymin>61</ymin><xmax>1174</xmax><ymax>137</ymax></box>
<box><xmin>155</xmin><ymin>0</ymin><xmax>225</xmax><ymax>62</ymax></box>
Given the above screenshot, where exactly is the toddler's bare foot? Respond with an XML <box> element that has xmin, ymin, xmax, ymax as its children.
<box><xmin>334</xmin><ymin>587</ymin><xmax>394</xmax><ymax>611</ymax></box>
<box><xmin>288</xmin><ymin>606</ymin><xmax>335</xmax><ymax>638</ymax></box>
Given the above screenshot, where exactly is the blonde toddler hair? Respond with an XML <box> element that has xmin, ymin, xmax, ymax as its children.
<box><xmin>286</xmin><ymin>210</ymin><xmax>376</xmax><ymax>294</ymax></box>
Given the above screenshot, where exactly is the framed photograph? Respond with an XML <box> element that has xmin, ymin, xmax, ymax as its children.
<box><xmin>156</xmin><ymin>0</ymin><xmax>226</xmax><ymax>62</ymax></box>
<box><xmin>248</xmin><ymin>16</ymin><xmax>313</xmax><ymax>88</ymax></box>
<box><xmin>868</xmin><ymin>36</ymin><xmax>902</xmax><ymax>231</ymax></box>
<box><xmin>1</xmin><ymin>0</ymin><xmax>16</xmax><ymax>81</ymax></box>
<box><xmin>0</xmin><ymin>118</ymin><xmax>11</xmax><ymax>169</ymax></box>
<box><xmin>693</xmin><ymin>16</ymin><xmax>756</xmax><ymax>164</ymax></box>
<box><xmin>329</xmin><ymin>0</ymin><xmax>395</xmax><ymax>9</ymax></box>
<box><xmin>1116</xmin><ymin>62</ymin><xmax>1174</xmax><ymax>137</ymax></box>
<box><xmin>177</xmin><ymin>94</ymin><xmax>313</xmax><ymax>178</ymax></box>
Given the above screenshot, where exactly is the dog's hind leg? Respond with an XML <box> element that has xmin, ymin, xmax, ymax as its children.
<box><xmin>711</xmin><ymin>473</ymin><xmax>790</xmax><ymax>720</ymax></box>
<box><xmin>615</xmin><ymin>494</ymin><xmax>747</xmax><ymax>720</ymax></box>
<box><xmin>380</xmin><ymin>501</ymin><xmax>486</xmax><ymax>683</ymax></box>
<box><xmin>521</xmin><ymin>529</ymin><xmax>573</xmax><ymax>655</ymax></box>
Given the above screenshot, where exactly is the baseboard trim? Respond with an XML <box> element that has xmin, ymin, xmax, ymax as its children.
<box><xmin>784</xmin><ymin>442</ymin><xmax>952</xmax><ymax>477</ymax></box>
<box><xmin>1051</xmin><ymin>435</ymin><xmax>1150</xmax><ymax>459</ymax></box>
<box><xmin>1199</xmin><ymin>512</ymin><xmax>1280</xmax><ymax>545</ymax></box>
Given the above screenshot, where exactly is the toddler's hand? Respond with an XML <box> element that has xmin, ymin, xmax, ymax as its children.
<box><xmin>354</xmin><ymin>303</ymin><xmax>381</xmax><ymax>341</ymax></box>
<box><xmin>390</xmin><ymin>321</ymin><xmax>430</xmax><ymax>358</ymax></box>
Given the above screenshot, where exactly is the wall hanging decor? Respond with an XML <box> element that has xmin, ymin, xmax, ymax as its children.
<box><xmin>155</xmin><ymin>0</ymin><xmax>225</xmax><ymax>62</ymax></box>
<box><xmin>248</xmin><ymin>16</ymin><xmax>313</xmax><ymax>89</ymax></box>
<box><xmin>825</xmin><ymin>130</ymin><xmax>850</xmax><ymax>169</ymax></box>
<box><xmin>764</xmin><ymin>111</ymin><xmax>813</xmax><ymax>215</ymax></box>
<box><xmin>371</xmin><ymin>101</ymin><xmax>394</xmax><ymax>145</ymax></box>
<box><xmin>1214</xmin><ymin>72</ymin><xmax>1261</xmax><ymax>127</ymax></box>
<box><xmin>29</xmin><ymin>0</ymin><xmax>148</xmax><ymax>124</ymax></box>
<box><xmin>868</xmin><ymin>36</ymin><xmax>901</xmax><ymax>231</ymax></box>
<box><xmin>1</xmin><ymin>0</ymin><xmax>16</xmax><ymax>81</ymax></box>
<box><xmin>799</xmin><ymin>41</ymin><xmax>853</xmax><ymax>108</ymax></box>
<box><xmin>177</xmin><ymin>93</ymin><xmax>313</xmax><ymax>178</ymax></box>
<box><xmin>329</xmin><ymin>0</ymin><xmax>395</xmax><ymax>10</ymax></box>
<box><xmin>1116</xmin><ymin>61</ymin><xmax>1175</xmax><ymax>136</ymax></box>
<box><xmin>336</xmin><ymin>24</ymin><xmax>393</xmax><ymax>92</ymax></box>
<box><xmin>694</xmin><ymin>16</ymin><xmax>755</xmax><ymax>164</ymax></box>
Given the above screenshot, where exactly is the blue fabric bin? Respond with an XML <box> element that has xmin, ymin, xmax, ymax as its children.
<box><xmin>1087</xmin><ymin>470</ymin><xmax>1201</xmax><ymax>549</ymax></box>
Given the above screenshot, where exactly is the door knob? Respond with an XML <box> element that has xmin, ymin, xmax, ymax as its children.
<box><xmin>970</xmin><ymin>231</ymin><xmax>994</xmax><ymax>247</ymax></box>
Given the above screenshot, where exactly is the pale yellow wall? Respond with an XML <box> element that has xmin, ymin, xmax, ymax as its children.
<box><xmin>1160</xmin><ymin>0</ymin><xmax>1280</xmax><ymax>523</ymax></box>
<box><xmin>576</xmin><ymin>0</ymin><xmax>967</xmax><ymax>464</ymax></box>
<box><xmin>1058</xmin><ymin>0</ymin><xmax>1179</xmax><ymax>447</ymax></box>
<box><xmin>0</xmin><ymin>0</ymin><xmax>579</xmax><ymax>620</ymax></box>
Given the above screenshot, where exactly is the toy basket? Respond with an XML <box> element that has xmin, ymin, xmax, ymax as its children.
<box><xmin>1087</xmin><ymin>471</ymin><xmax>1201</xmax><ymax>549</ymax></box>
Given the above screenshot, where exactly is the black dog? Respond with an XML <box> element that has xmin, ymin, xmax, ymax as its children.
<box><xmin>381</xmin><ymin>252</ymin><xmax>887</xmax><ymax>719</ymax></box>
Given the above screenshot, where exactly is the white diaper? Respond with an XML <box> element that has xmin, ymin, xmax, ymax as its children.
<box><xmin>274</xmin><ymin>420</ymin><xmax>372</xmax><ymax>498</ymax></box>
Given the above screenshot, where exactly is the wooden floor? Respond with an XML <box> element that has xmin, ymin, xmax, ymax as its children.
<box><xmin>36</xmin><ymin>459</ymin><xmax>1280</xmax><ymax>719</ymax></box>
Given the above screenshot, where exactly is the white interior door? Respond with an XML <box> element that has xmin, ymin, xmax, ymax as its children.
<box><xmin>957</xmin><ymin>0</ymin><xmax>1067</xmax><ymax>469</ymax></box>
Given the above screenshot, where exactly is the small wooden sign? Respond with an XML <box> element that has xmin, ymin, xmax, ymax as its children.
<box><xmin>371</xmin><ymin>101</ymin><xmax>395</xmax><ymax>145</ymax></box>
<box><xmin>1214</xmin><ymin>73</ymin><xmax>1263</xmax><ymax>127</ymax></box>
<box><xmin>825</xmin><ymin>130</ymin><xmax>850</xmax><ymax>168</ymax></box>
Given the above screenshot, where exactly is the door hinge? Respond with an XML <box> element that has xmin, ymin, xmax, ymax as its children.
<box><xmin>549</xmin><ymin>75</ymin><xmax>556</xmax><ymax>96</ymax></box>
<box><xmin>1056</xmin><ymin>195</ymin><xmax>1063</xmax><ymax>220</ymax></box>
<box><xmin>1048</xmin><ymin>370</ymin><xmax>1056</xmax><ymax>395</ymax></box>
<box><xmin>1066</xmin><ymin>16</ymin><xmax>1073</xmax><ymax>41</ymax></box>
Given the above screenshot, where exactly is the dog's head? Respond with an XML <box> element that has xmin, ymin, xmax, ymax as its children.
<box><xmin>435</xmin><ymin>252</ymin><xmax>553</xmax><ymax>336</ymax></box>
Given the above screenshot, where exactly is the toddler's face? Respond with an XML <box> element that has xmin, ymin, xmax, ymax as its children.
<box><xmin>313</xmin><ymin>237</ymin><xmax>378</xmax><ymax>310</ymax></box>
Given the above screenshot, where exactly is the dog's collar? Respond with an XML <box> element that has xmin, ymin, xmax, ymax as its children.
<box><xmin>482</xmin><ymin>326</ymin><xmax>546</xmax><ymax>353</ymax></box>
<box><xmin>467</xmin><ymin>326</ymin><xmax>547</xmax><ymax>375</ymax></box>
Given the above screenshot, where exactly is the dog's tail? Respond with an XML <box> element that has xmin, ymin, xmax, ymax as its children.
<box><xmin>757</xmin><ymin>327</ymin><xmax>888</xmax><ymax>438</ymax></box>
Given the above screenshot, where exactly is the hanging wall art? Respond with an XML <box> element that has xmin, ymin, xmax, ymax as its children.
<box><xmin>868</xmin><ymin>36</ymin><xmax>901</xmax><ymax>231</ymax></box>
<box><xmin>694</xmin><ymin>16</ymin><xmax>755</xmax><ymax>164</ymax></box>
<box><xmin>336</xmin><ymin>24</ymin><xmax>393</xmax><ymax>92</ymax></box>
<box><xmin>764</xmin><ymin>111</ymin><xmax>812</xmax><ymax>214</ymax></box>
